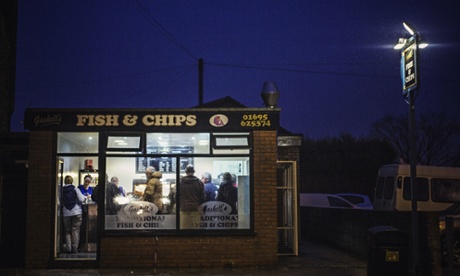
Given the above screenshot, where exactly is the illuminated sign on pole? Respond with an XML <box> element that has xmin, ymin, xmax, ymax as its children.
<box><xmin>401</xmin><ymin>36</ymin><xmax>418</xmax><ymax>97</ymax></box>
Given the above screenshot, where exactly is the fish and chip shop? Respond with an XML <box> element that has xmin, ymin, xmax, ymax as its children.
<box><xmin>22</xmin><ymin>106</ymin><xmax>301</xmax><ymax>269</ymax></box>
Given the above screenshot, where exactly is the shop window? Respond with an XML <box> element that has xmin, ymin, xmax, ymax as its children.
<box><xmin>104</xmin><ymin>156</ymin><xmax>177</xmax><ymax>230</ymax></box>
<box><xmin>212</xmin><ymin>133</ymin><xmax>251</xmax><ymax>154</ymax></box>
<box><xmin>56</xmin><ymin>131</ymin><xmax>252</xmax><ymax>237</ymax></box>
<box><xmin>213</xmin><ymin>134</ymin><xmax>249</xmax><ymax>148</ymax></box>
<box><xmin>135</xmin><ymin>155</ymin><xmax>192</xmax><ymax>174</ymax></box>
<box><xmin>57</xmin><ymin>132</ymin><xmax>98</xmax><ymax>153</ymax></box>
<box><xmin>147</xmin><ymin>133</ymin><xmax>210</xmax><ymax>154</ymax></box>
<box><xmin>178</xmin><ymin>157</ymin><xmax>250</xmax><ymax>230</ymax></box>
<box><xmin>104</xmin><ymin>133</ymin><xmax>251</xmax><ymax>233</ymax></box>
<box><xmin>104</xmin><ymin>156</ymin><xmax>251</xmax><ymax>231</ymax></box>
<box><xmin>107</xmin><ymin>135</ymin><xmax>142</xmax><ymax>152</ymax></box>
<box><xmin>212</xmin><ymin>148</ymin><xmax>250</xmax><ymax>154</ymax></box>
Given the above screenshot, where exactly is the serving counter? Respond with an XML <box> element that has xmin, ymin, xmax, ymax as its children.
<box><xmin>81</xmin><ymin>202</ymin><xmax>97</xmax><ymax>252</ymax></box>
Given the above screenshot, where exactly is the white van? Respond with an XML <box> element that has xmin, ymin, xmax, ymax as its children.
<box><xmin>373</xmin><ymin>164</ymin><xmax>460</xmax><ymax>211</ymax></box>
<box><xmin>300</xmin><ymin>193</ymin><xmax>364</xmax><ymax>209</ymax></box>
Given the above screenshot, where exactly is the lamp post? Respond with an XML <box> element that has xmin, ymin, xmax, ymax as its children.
<box><xmin>394</xmin><ymin>21</ymin><xmax>428</xmax><ymax>276</ymax></box>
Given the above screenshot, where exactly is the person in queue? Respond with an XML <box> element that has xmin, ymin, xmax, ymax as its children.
<box><xmin>62</xmin><ymin>175</ymin><xmax>85</xmax><ymax>253</ymax></box>
<box><xmin>167</xmin><ymin>183</ymin><xmax>177</xmax><ymax>214</ymax></box>
<box><xmin>202</xmin><ymin>172</ymin><xmax>218</xmax><ymax>202</ymax></box>
<box><xmin>179</xmin><ymin>165</ymin><xmax>205</xmax><ymax>228</ymax></box>
<box><xmin>78</xmin><ymin>175</ymin><xmax>93</xmax><ymax>202</ymax></box>
<box><xmin>141</xmin><ymin>166</ymin><xmax>164</xmax><ymax>213</ymax></box>
<box><xmin>77</xmin><ymin>174</ymin><xmax>93</xmax><ymax>251</ymax></box>
<box><xmin>231</xmin><ymin>173</ymin><xmax>238</xmax><ymax>188</ymax></box>
<box><xmin>217</xmin><ymin>172</ymin><xmax>238</xmax><ymax>214</ymax></box>
<box><xmin>111</xmin><ymin>176</ymin><xmax>126</xmax><ymax>197</ymax></box>
<box><xmin>105</xmin><ymin>176</ymin><xmax>122</xmax><ymax>215</ymax></box>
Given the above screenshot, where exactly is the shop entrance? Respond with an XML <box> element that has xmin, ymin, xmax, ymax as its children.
<box><xmin>276</xmin><ymin>161</ymin><xmax>298</xmax><ymax>255</ymax></box>
<box><xmin>54</xmin><ymin>132</ymin><xmax>99</xmax><ymax>261</ymax></box>
<box><xmin>55</xmin><ymin>156</ymin><xmax>98</xmax><ymax>260</ymax></box>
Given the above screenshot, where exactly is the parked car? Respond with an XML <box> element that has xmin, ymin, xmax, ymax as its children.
<box><xmin>300</xmin><ymin>193</ymin><xmax>365</xmax><ymax>209</ymax></box>
<box><xmin>335</xmin><ymin>193</ymin><xmax>373</xmax><ymax>210</ymax></box>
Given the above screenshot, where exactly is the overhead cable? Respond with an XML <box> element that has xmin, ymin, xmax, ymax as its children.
<box><xmin>130</xmin><ymin>0</ymin><xmax>198</xmax><ymax>60</ymax></box>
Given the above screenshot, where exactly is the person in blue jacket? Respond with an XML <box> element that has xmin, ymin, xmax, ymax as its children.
<box><xmin>78</xmin><ymin>175</ymin><xmax>93</xmax><ymax>200</ymax></box>
<box><xmin>202</xmin><ymin>172</ymin><xmax>218</xmax><ymax>202</ymax></box>
<box><xmin>111</xmin><ymin>176</ymin><xmax>126</xmax><ymax>197</ymax></box>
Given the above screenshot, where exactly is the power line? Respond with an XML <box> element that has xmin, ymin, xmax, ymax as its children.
<box><xmin>129</xmin><ymin>0</ymin><xmax>198</xmax><ymax>61</ymax></box>
<box><xmin>205</xmin><ymin>61</ymin><xmax>395</xmax><ymax>80</ymax></box>
<box><xmin>207</xmin><ymin>61</ymin><xmax>460</xmax><ymax>84</ymax></box>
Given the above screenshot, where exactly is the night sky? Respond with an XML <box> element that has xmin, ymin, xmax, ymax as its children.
<box><xmin>12</xmin><ymin>0</ymin><xmax>460</xmax><ymax>137</ymax></box>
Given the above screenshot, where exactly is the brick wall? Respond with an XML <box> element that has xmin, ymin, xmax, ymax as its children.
<box><xmin>25</xmin><ymin>131</ymin><xmax>54</xmax><ymax>268</ymax></box>
<box><xmin>100</xmin><ymin>236</ymin><xmax>261</xmax><ymax>268</ymax></box>
<box><xmin>251</xmin><ymin>130</ymin><xmax>278</xmax><ymax>262</ymax></box>
<box><xmin>277</xmin><ymin>146</ymin><xmax>300</xmax><ymax>161</ymax></box>
<box><xmin>25</xmin><ymin>130</ymin><xmax>279</xmax><ymax>268</ymax></box>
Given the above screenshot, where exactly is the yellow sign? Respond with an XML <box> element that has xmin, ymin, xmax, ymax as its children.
<box><xmin>385</xmin><ymin>250</ymin><xmax>399</xmax><ymax>262</ymax></box>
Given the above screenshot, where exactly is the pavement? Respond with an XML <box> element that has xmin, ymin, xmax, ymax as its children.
<box><xmin>3</xmin><ymin>239</ymin><xmax>457</xmax><ymax>275</ymax></box>
<box><xmin>0</xmin><ymin>239</ymin><xmax>368</xmax><ymax>276</ymax></box>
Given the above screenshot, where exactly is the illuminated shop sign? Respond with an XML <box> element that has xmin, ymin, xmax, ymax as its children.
<box><xmin>24</xmin><ymin>109</ymin><xmax>280</xmax><ymax>131</ymax></box>
<box><xmin>401</xmin><ymin>37</ymin><xmax>418</xmax><ymax>96</ymax></box>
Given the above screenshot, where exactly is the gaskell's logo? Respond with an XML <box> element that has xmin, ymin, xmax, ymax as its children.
<box><xmin>122</xmin><ymin>201</ymin><xmax>159</xmax><ymax>216</ymax></box>
<box><xmin>33</xmin><ymin>114</ymin><xmax>62</xmax><ymax>127</ymax></box>
<box><xmin>198</xmin><ymin>201</ymin><xmax>232</xmax><ymax>215</ymax></box>
<box><xmin>209</xmin><ymin>114</ymin><xmax>228</xmax><ymax>127</ymax></box>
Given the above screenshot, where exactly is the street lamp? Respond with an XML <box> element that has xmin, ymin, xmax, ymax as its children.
<box><xmin>394</xmin><ymin>21</ymin><xmax>428</xmax><ymax>276</ymax></box>
<box><xmin>394</xmin><ymin>24</ymin><xmax>429</xmax><ymax>50</ymax></box>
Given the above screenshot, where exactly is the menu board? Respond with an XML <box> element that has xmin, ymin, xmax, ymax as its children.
<box><xmin>136</xmin><ymin>147</ymin><xmax>193</xmax><ymax>173</ymax></box>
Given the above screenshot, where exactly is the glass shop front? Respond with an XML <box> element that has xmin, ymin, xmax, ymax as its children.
<box><xmin>24</xmin><ymin>108</ymin><xmax>280</xmax><ymax>264</ymax></box>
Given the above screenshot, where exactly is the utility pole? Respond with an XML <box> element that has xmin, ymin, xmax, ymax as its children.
<box><xmin>198</xmin><ymin>58</ymin><xmax>203</xmax><ymax>106</ymax></box>
<box><xmin>394</xmin><ymin>21</ymin><xmax>428</xmax><ymax>275</ymax></box>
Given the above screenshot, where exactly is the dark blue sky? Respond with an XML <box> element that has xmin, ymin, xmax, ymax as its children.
<box><xmin>13</xmin><ymin>0</ymin><xmax>460</xmax><ymax>137</ymax></box>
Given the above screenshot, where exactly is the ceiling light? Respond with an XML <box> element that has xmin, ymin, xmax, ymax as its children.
<box><xmin>198</xmin><ymin>140</ymin><xmax>209</xmax><ymax>145</ymax></box>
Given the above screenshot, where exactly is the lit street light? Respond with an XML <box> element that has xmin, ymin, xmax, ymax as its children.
<box><xmin>394</xmin><ymin>21</ymin><xmax>428</xmax><ymax>276</ymax></box>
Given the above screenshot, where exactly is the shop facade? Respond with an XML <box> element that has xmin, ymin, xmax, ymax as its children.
<box><xmin>22</xmin><ymin>107</ymin><xmax>294</xmax><ymax>269</ymax></box>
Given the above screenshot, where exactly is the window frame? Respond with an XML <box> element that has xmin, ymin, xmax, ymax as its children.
<box><xmin>100</xmin><ymin>132</ymin><xmax>254</xmax><ymax>235</ymax></box>
<box><xmin>211</xmin><ymin>133</ymin><xmax>251</xmax><ymax>150</ymax></box>
<box><xmin>106</xmin><ymin>133</ymin><xmax>145</xmax><ymax>153</ymax></box>
<box><xmin>55</xmin><ymin>131</ymin><xmax>256</xmax><ymax>238</ymax></box>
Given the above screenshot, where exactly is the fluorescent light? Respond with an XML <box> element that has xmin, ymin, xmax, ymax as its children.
<box><xmin>403</xmin><ymin>22</ymin><xmax>416</xmax><ymax>36</ymax></box>
<box><xmin>198</xmin><ymin>140</ymin><xmax>208</xmax><ymax>145</ymax></box>
<box><xmin>418</xmin><ymin>38</ymin><xmax>429</xmax><ymax>49</ymax></box>
<box><xmin>394</xmin><ymin>38</ymin><xmax>406</xmax><ymax>50</ymax></box>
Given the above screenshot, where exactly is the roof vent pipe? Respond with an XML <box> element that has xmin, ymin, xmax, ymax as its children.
<box><xmin>261</xmin><ymin>82</ymin><xmax>280</xmax><ymax>108</ymax></box>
